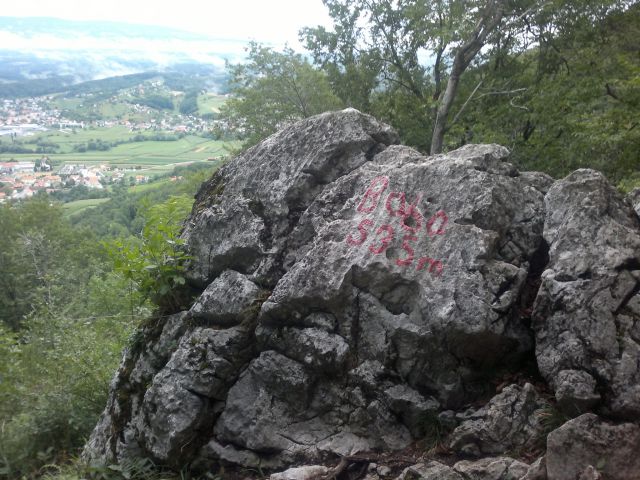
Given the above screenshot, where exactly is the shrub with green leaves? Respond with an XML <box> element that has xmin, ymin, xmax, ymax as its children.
<box><xmin>106</xmin><ymin>195</ymin><xmax>194</xmax><ymax>313</ymax></box>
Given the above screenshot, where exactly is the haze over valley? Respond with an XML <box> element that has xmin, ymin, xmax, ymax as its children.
<box><xmin>0</xmin><ymin>17</ymin><xmax>242</xmax><ymax>95</ymax></box>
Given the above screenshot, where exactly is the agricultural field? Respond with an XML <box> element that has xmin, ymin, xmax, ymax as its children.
<box><xmin>3</xmin><ymin>125</ymin><xmax>141</xmax><ymax>153</ymax></box>
<box><xmin>62</xmin><ymin>197</ymin><xmax>111</xmax><ymax>217</ymax></box>
<box><xmin>197</xmin><ymin>93</ymin><xmax>227</xmax><ymax>115</ymax></box>
<box><xmin>0</xmin><ymin>128</ymin><xmax>236</xmax><ymax>177</ymax></box>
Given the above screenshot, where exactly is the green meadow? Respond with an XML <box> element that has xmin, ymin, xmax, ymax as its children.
<box><xmin>0</xmin><ymin>127</ymin><xmax>236</xmax><ymax>177</ymax></box>
<box><xmin>62</xmin><ymin>197</ymin><xmax>111</xmax><ymax>217</ymax></box>
<box><xmin>197</xmin><ymin>93</ymin><xmax>226</xmax><ymax>115</ymax></box>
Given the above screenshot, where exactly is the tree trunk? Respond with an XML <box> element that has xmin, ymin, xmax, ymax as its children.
<box><xmin>430</xmin><ymin>0</ymin><xmax>506</xmax><ymax>155</ymax></box>
<box><xmin>430</xmin><ymin>63</ymin><xmax>463</xmax><ymax>155</ymax></box>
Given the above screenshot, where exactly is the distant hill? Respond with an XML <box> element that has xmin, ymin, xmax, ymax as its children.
<box><xmin>0</xmin><ymin>16</ymin><xmax>244</xmax><ymax>98</ymax></box>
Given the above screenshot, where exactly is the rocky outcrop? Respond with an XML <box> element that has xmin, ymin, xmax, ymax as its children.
<box><xmin>546</xmin><ymin>414</ymin><xmax>640</xmax><ymax>480</ymax></box>
<box><xmin>532</xmin><ymin>170</ymin><xmax>640</xmax><ymax>418</ymax></box>
<box><xmin>83</xmin><ymin>109</ymin><xmax>640</xmax><ymax>479</ymax></box>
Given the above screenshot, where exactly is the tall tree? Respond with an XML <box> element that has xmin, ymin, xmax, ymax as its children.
<box><xmin>303</xmin><ymin>0</ymin><xmax>435</xmax><ymax>150</ymax></box>
<box><xmin>0</xmin><ymin>199</ymin><xmax>101</xmax><ymax>330</ymax></box>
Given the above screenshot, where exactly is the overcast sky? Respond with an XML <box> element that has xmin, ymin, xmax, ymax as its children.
<box><xmin>0</xmin><ymin>0</ymin><xmax>332</xmax><ymax>47</ymax></box>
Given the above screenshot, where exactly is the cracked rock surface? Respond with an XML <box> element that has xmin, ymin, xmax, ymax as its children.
<box><xmin>83</xmin><ymin>110</ymin><xmax>640</xmax><ymax>477</ymax></box>
<box><xmin>532</xmin><ymin>170</ymin><xmax>640</xmax><ymax>418</ymax></box>
<box><xmin>546</xmin><ymin>413</ymin><xmax>640</xmax><ymax>480</ymax></box>
<box><xmin>449</xmin><ymin>383</ymin><xmax>546</xmax><ymax>457</ymax></box>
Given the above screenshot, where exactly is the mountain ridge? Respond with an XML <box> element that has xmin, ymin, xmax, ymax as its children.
<box><xmin>0</xmin><ymin>16</ymin><xmax>246</xmax><ymax>95</ymax></box>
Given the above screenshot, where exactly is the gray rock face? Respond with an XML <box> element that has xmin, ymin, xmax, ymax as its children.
<box><xmin>269</xmin><ymin>465</ymin><xmax>330</xmax><ymax>480</ymax></box>
<box><xmin>519</xmin><ymin>457</ymin><xmax>546</xmax><ymax>480</ymax></box>
<box><xmin>628</xmin><ymin>188</ymin><xmax>640</xmax><ymax>217</ymax></box>
<box><xmin>183</xmin><ymin>108</ymin><xmax>400</xmax><ymax>287</ymax></box>
<box><xmin>137</xmin><ymin>324</ymin><xmax>255</xmax><ymax>461</ymax></box>
<box><xmin>188</xmin><ymin>269</ymin><xmax>264</xmax><ymax>325</ymax></box>
<box><xmin>453</xmin><ymin>457</ymin><xmax>530</xmax><ymax>480</ymax></box>
<box><xmin>449</xmin><ymin>384</ymin><xmax>546</xmax><ymax>457</ymax></box>
<box><xmin>82</xmin><ymin>312</ymin><xmax>188</xmax><ymax>464</ymax></box>
<box><xmin>532</xmin><ymin>170</ymin><xmax>640</xmax><ymax>418</ymax></box>
<box><xmin>396</xmin><ymin>462</ymin><xmax>464</xmax><ymax>480</ymax></box>
<box><xmin>396</xmin><ymin>458</ymin><xmax>533</xmax><ymax>480</ymax></box>
<box><xmin>260</xmin><ymin>142</ymin><xmax>545</xmax><ymax>411</ymax></box>
<box><xmin>84</xmin><ymin>110</ymin><xmax>640</xmax><ymax>478</ymax></box>
<box><xmin>83</xmin><ymin>312</ymin><xmax>255</xmax><ymax>466</ymax></box>
<box><xmin>546</xmin><ymin>413</ymin><xmax>640</xmax><ymax>480</ymax></box>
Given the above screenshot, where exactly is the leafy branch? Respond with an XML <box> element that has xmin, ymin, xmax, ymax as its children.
<box><xmin>105</xmin><ymin>195</ymin><xmax>193</xmax><ymax>313</ymax></box>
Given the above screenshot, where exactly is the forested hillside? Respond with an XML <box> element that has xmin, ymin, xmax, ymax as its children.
<box><xmin>0</xmin><ymin>164</ymin><xmax>216</xmax><ymax>478</ymax></box>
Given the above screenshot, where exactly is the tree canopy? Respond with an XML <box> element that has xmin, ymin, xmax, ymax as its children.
<box><xmin>302</xmin><ymin>0</ymin><xmax>637</xmax><ymax>161</ymax></box>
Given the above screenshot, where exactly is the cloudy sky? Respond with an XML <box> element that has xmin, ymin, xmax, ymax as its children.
<box><xmin>0</xmin><ymin>0</ymin><xmax>332</xmax><ymax>46</ymax></box>
<box><xmin>0</xmin><ymin>0</ymin><xmax>331</xmax><ymax>78</ymax></box>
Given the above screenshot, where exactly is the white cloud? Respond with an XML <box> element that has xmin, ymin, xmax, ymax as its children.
<box><xmin>0</xmin><ymin>1</ymin><xmax>334</xmax><ymax>84</ymax></box>
<box><xmin>0</xmin><ymin>0</ymin><xmax>332</xmax><ymax>48</ymax></box>
<box><xmin>0</xmin><ymin>29</ymin><xmax>247</xmax><ymax>76</ymax></box>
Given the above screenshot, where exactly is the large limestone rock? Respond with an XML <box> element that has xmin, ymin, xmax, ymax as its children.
<box><xmin>532</xmin><ymin>170</ymin><xmax>640</xmax><ymax>418</ymax></box>
<box><xmin>83</xmin><ymin>110</ymin><xmax>640</xmax><ymax>477</ymax></box>
<box><xmin>183</xmin><ymin>108</ymin><xmax>400</xmax><ymax>287</ymax></box>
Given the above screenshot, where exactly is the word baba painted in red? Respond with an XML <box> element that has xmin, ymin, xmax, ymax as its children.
<box><xmin>345</xmin><ymin>176</ymin><xmax>447</xmax><ymax>276</ymax></box>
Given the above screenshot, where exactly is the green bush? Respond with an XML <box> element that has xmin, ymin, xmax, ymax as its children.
<box><xmin>0</xmin><ymin>184</ymin><xmax>201</xmax><ymax>479</ymax></box>
<box><xmin>0</xmin><ymin>305</ymin><xmax>132</xmax><ymax>478</ymax></box>
<box><xmin>105</xmin><ymin>195</ymin><xmax>194</xmax><ymax>313</ymax></box>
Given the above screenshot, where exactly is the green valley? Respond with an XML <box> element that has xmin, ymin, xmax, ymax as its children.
<box><xmin>0</xmin><ymin>73</ymin><xmax>236</xmax><ymax>203</ymax></box>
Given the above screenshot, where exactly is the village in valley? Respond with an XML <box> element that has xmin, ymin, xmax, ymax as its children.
<box><xmin>0</xmin><ymin>80</ymin><xmax>223</xmax><ymax>135</ymax></box>
<box><xmin>0</xmin><ymin>81</ymin><xmax>231</xmax><ymax>203</ymax></box>
<box><xmin>0</xmin><ymin>159</ymin><xmax>151</xmax><ymax>202</ymax></box>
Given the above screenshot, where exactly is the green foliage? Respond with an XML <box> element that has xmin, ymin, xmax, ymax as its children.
<box><xmin>133</xmin><ymin>94</ymin><xmax>174</xmax><ymax>111</ymax></box>
<box><xmin>0</xmin><ymin>75</ymin><xmax>76</xmax><ymax>99</ymax></box>
<box><xmin>179</xmin><ymin>90</ymin><xmax>199</xmax><ymax>115</ymax></box>
<box><xmin>302</xmin><ymin>0</ymin><xmax>638</xmax><ymax>171</ymax></box>
<box><xmin>370</xmin><ymin>88</ymin><xmax>435</xmax><ymax>152</ymax></box>
<box><xmin>62</xmin><ymin>73</ymin><xmax>158</xmax><ymax>98</ymax></box>
<box><xmin>220</xmin><ymin>42</ymin><xmax>343</xmax><ymax>148</ymax></box>
<box><xmin>418</xmin><ymin>411</ymin><xmax>453</xmax><ymax>452</ymax></box>
<box><xmin>0</xmin><ymin>193</ymin><xmax>170</xmax><ymax>478</ymax></box>
<box><xmin>0</xmin><ymin>289</ymin><xmax>132</xmax><ymax>478</ymax></box>
<box><xmin>537</xmin><ymin>402</ymin><xmax>569</xmax><ymax>438</ymax></box>
<box><xmin>617</xmin><ymin>173</ymin><xmax>640</xmax><ymax>194</ymax></box>
<box><xmin>38</xmin><ymin>456</ymin><xmax>224</xmax><ymax>480</ymax></box>
<box><xmin>302</xmin><ymin>0</ymin><xmax>511</xmax><ymax>152</ymax></box>
<box><xmin>0</xmin><ymin>199</ymin><xmax>104</xmax><ymax>330</ymax></box>
<box><xmin>106</xmin><ymin>195</ymin><xmax>193</xmax><ymax>312</ymax></box>
<box><xmin>50</xmin><ymin>185</ymin><xmax>110</xmax><ymax>203</ymax></box>
<box><xmin>71</xmin><ymin>163</ymin><xmax>219</xmax><ymax>238</ymax></box>
<box><xmin>449</xmin><ymin>2</ymin><xmax>640</xmax><ymax>181</ymax></box>
<box><xmin>0</xmin><ymin>163</ymin><xmax>209</xmax><ymax>477</ymax></box>
<box><xmin>301</xmin><ymin>2</ymin><xmax>382</xmax><ymax>112</ymax></box>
